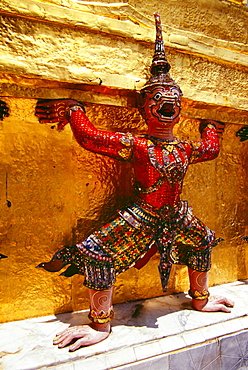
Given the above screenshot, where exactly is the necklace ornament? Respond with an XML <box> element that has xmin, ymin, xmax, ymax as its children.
<box><xmin>147</xmin><ymin>138</ymin><xmax>188</xmax><ymax>187</ymax></box>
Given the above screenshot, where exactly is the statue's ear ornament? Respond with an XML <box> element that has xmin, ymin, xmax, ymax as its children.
<box><xmin>140</xmin><ymin>13</ymin><xmax>182</xmax><ymax>96</ymax></box>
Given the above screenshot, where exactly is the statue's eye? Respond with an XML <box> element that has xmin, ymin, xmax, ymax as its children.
<box><xmin>153</xmin><ymin>92</ymin><xmax>162</xmax><ymax>101</ymax></box>
<box><xmin>171</xmin><ymin>88</ymin><xmax>180</xmax><ymax>98</ymax></box>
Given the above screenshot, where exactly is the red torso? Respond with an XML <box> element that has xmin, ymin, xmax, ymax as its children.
<box><xmin>69</xmin><ymin>109</ymin><xmax>220</xmax><ymax>209</ymax></box>
<box><xmin>131</xmin><ymin>137</ymin><xmax>188</xmax><ymax>208</ymax></box>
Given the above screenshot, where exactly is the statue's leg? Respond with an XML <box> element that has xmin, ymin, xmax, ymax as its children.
<box><xmin>53</xmin><ymin>287</ymin><xmax>113</xmax><ymax>351</ymax></box>
<box><xmin>188</xmin><ymin>267</ymin><xmax>209</xmax><ymax>310</ymax></box>
<box><xmin>188</xmin><ymin>267</ymin><xmax>234</xmax><ymax>312</ymax></box>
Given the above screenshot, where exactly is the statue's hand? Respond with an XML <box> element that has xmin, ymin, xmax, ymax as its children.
<box><xmin>35</xmin><ymin>99</ymin><xmax>83</xmax><ymax>131</ymax></box>
<box><xmin>236</xmin><ymin>126</ymin><xmax>248</xmax><ymax>142</ymax></box>
<box><xmin>53</xmin><ymin>323</ymin><xmax>110</xmax><ymax>351</ymax></box>
<box><xmin>0</xmin><ymin>100</ymin><xmax>9</xmax><ymax>121</ymax></box>
<box><xmin>193</xmin><ymin>295</ymin><xmax>234</xmax><ymax>313</ymax></box>
<box><xmin>199</xmin><ymin>119</ymin><xmax>225</xmax><ymax>137</ymax></box>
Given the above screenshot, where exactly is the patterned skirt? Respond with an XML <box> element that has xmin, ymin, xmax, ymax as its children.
<box><xmin>45</xmin><ymin>199</ymin><xmax>220</xmax><ymax>291</ymax></box>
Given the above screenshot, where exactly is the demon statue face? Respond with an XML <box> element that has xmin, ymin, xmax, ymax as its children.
<box><xmin>138</xmin><ymin>13</ymin><xmax>182</xmax><ymax>128</ymax></box>
<box><xmin>138</xmin><ymin>85</ymin><xmax>181</xmax><ymax>127</ymax></box>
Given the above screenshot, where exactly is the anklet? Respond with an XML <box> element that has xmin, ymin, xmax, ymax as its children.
<box><xmin>88</xmin><ymin>307</ymin><xmax>114</xmax><ymax>324</ymax></box>
<box><xmin>188</xmin><ymin>289</ymin><xmax>210</xmax><ymax>300</ymax></box>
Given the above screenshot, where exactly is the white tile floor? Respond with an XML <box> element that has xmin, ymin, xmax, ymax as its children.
<box><xmin>0</xmin><ymin>280</ymin><xmax>248</xmax><ymax>370</ymax></box>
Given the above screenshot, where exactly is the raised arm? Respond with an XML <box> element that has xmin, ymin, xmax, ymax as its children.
<box><xmin>188</xmin><ymin>119</ymin><xmax>225</xmax><ymax>164</ymax></box>
<box><xmin>35</xmin><ymin>99</ymin><xmax>134</xmax><ymax>161</ymax></box>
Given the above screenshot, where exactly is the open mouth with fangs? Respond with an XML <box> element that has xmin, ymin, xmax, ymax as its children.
<box><xmin>158</xmin><ymin>102</ymin><xmax>175</xmax><ymax>118</ymax></box>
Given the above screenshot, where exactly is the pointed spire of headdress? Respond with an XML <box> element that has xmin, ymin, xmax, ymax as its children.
<box><xmin>150</xmin><ymin>13</ymin><xmax>171</xmax><ymax>76</ymax></box>
<box><xmin>141</xmin><ymin>13</ymin><xmax>181</xmax><ymax>93</ymax></box>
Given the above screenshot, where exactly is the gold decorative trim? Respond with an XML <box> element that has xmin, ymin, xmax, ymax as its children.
<box><xmin>188</xmin><ymin>289</ymin><xmax>210</xmax><ymax>300</ymax></box>
<box><xmin>88</xmin><ymin>307</ymin><xmax>114</xmax><ymax>324</ymax></box>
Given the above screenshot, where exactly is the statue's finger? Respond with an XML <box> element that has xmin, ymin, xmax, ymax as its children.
<box><xmin>36</xmin><ymin>99</ymin><xmax>54</xmax><ymax>105</ymax></box>
<box><xmin>35</xmin><ymin>112</ymin><xmax>49</xmax><ymax>118</ymax></box>
<box><xmin>35</xmin><ymin>106</ymin><xmax>54</xmax><ymax>114</ymax></box>
<box><xmin>38</xmin><ymin>117</ymin><xmax>59</xmax><ymax>123</ymax></box>
<box><xmin>218</xmin><ymin>304</ymin><xmax>232</xmax><ymax>313</ymax></box>
<box><xmin>69</xmin><ymin>338</ymin><xmax>86</xmax><ymax>352</ymax></box>
<box><xmin>223</xmin><ymin>298</ymin><xmax>234</xmax><ymax>307</ymax></box>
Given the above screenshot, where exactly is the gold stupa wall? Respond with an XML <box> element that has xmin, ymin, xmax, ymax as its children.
<box><xmin>0</xmin><ymin>0</ymin><xmax>248</xmax><ymax>322</ymax></box>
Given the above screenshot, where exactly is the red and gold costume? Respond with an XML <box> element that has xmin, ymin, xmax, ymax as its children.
<box><xmin>35</xmin><ymin>14</ymin><xmax>233</xmax><ymax>349</ymax></box>
<box><xmin>43</xmin><ymin>107</ymin><xmax>221</xmax><ymax>291</ymax></box>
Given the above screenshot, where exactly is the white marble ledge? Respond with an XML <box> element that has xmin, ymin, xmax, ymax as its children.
<box><xmin>0</xmin><ymin>280</ymin><xmax>247</xmax><ymax>370</ymax></box>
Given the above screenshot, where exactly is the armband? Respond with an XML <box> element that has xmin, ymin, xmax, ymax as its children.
<box><xmin>117</xmin><ymin>133</ymin><xmax>134</xmax><ymax>160</ymax></box>
<box><xmin>199</xmin><ymin>120</ymin><xmax>216</xmax><ymax>134</ymax></box>
<box><xmin>66</xmin><ymin>105</ymin><xmax>86</xmax><ymax>116</ymax></box>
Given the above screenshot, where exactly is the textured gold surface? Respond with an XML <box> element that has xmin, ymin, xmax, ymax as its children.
<box><xmin>0</xmin><ymin>0</ymin><xmax>248</xmax><ymax>111</ymax></box>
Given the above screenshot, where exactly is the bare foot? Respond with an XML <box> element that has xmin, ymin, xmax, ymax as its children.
<box><xmin>192</xmin><ymin>295</ymin><xmax>234</xmax><ymax>312</ymax></box>
<box><xmin>53</xmin><ymin>322</ymin><xmax>110</xmax><ymax>351</ymax></box>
